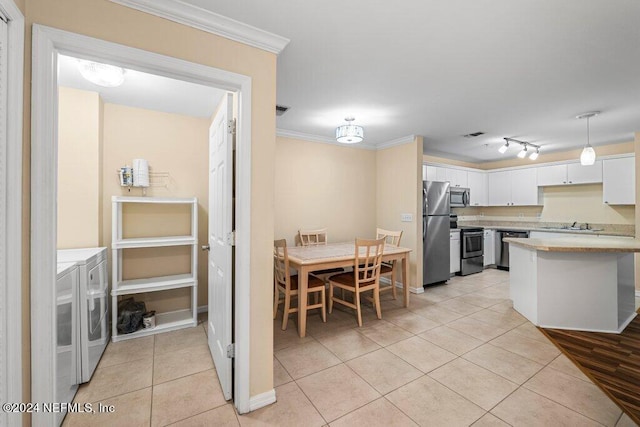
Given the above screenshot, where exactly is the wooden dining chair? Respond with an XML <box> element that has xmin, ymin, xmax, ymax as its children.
<box><xmin>298</xmin><ymin>228</ymin><xmax>345</xmax><ymax>281</ymax></box>
<box><xmin>298</xmin><ymin>228</ymin><xmax>328</xmax><ymax>246</ymax></box>
<box><xmin>376</xmin><ymin>228</ymin><xmax>403</xmax><ymax>299</ymax></box>
<box><xmin>273</xmin><ymin>239</ymin><xmax>326</xmax><ymax>331</ymax></box>
<box><xmin>328</xmin><ymin>238</ymin><xmax>385</xmax><ymax>327</ymax></box>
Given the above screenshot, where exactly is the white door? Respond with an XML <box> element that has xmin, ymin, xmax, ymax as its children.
<box><xmin>208</xmin><ymin>93</ymin><xmax>234</xmax><ymax>400</ymax></box>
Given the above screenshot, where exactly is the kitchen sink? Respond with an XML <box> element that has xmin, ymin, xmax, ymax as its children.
<box><xmin>539</xmin><ymin>226</ymin><xmax>603</xmax><ymax>232</ymax></box>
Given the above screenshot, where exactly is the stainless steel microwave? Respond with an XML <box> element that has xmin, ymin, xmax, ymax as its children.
<box><xmin>450</xmin><ymin>187</ymin><xmax>470</xmax><ymax>208</ymax></box>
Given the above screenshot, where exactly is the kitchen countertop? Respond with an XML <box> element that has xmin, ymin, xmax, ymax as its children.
<box><xmin>458</xmin><ymin>222</ymin><xmax>635</xmax><ymax>237</ymax></box>
<box><xmin>504</xmin><ymin>236</ymin><xmax>640</xmax><ymax>252</ymax></box>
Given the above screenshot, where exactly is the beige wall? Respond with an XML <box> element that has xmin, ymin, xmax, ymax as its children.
<box><xmin>274</xmin><ymin>135</ymin><xmax>424</xmax><ymax>290</ymax></box>
<box><xmin>376</xmin><ymin>138</ymin><xmax>423</xmax><ymax>289</ymax></box>
<box><xmin>22</xmin><ymin>0</ymin><xmax>277</xmax><ymax>411</ymax></box>
<box><xmin>57</xmin><ymin>87</ymin><xmax>103</xmax><ymax>248</ymax></box>
<box><xmin>274</xmin><ymin>136</ymin><xmax>377</xmax><ymax>244</ymax></box>
<box><xmin>102</xmin><ymin>103</ymin><xmax>210</xmax><ymax>310</ymax></box>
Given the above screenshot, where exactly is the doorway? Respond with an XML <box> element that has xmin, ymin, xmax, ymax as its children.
<box><xmin>30</xmin><ymin>25</ymin><xmax>252</xmax><ymax>425</ymax></box>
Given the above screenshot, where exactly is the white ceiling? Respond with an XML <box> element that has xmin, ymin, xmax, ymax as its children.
<box><xmin>57</xmin><ymin>54</ymin><xmax>225</xmax><ymax>118</ymax></box>
<box><xmin>181</xmin><ymin>0</ymin><xmax>640</xmax><ymax>162</ymax></box>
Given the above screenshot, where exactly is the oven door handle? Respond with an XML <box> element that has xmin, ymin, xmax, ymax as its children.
<box><xmin>463</xmin><ymin>231</ymin><xmax>484</xmax><ymax>238</ymax></box>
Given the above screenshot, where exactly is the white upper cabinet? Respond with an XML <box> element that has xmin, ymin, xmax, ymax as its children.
<box><xmin>425</xmin><ymin>165</ymin><xmax>447</xmax><ymax>182</ymax></box>
<box><xmin>488</xmin><ymin>171</ymin><xmax>511</xmax><ymax>206</ymax></box>
<box><xmin>537</xmin><ymin>164</ymin><xmax>567</xmax><ymax>186</ymax></box>
<box><xmin>511</xmin><ymin>168</ymin><xmax>539</xmax><ymax>205</ymax></box>
<box><xmin>425</xmin><ymin>164</ymin><xmax>467</xmax><ymax>187</ymax></box>
<box><xmin>537</xmin><ymin>161</ymin><xmax>602</xmax><ymax>186</ymax></box>
<box><xmin>488</xmin><ymin>168</ymin><xmax>539</xmax><ymax>206</ymax></box>
<box><xmin>603</xmin><ymin>157</ymin><xmax>635</xmax><ymax>205</ymax></box>
<box><xmin>567</xmin><ymin>161</ymin><xmax>602</xmax><ymax>184</ymax></box>
<box><xmin>467</xmin><ymin>170</ymin><xmax>488</xmax><ymax>206</ymax></box>
<box><xmin>446</xmin><ymin>168</ymin><xmax>468</xmax><ymax>188</ymax></box>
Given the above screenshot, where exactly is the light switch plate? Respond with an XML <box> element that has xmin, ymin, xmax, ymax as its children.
<box><xmin>401</xmin><ymin>213</ymin><xmax>413</xmax><ymax>222</ymax></box>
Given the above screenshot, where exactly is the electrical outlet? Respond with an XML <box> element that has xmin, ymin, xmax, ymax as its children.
<box><xmin>401</xmin><ymin>213</ymin><xmax>413</xmax><ymax>222</ymax></box>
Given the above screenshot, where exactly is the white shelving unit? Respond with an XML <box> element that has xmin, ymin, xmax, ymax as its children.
<box><xmin>111</xmin><ymin>196</ymin><xmax>198</xmax><ymax>342</ymax></box>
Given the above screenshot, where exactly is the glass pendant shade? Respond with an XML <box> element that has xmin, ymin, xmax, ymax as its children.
<box><xmin>577</xmin><ymin>112</ymin><xmax>599</xmax><ymax>166</ymax></box>
<box><xmin>335</xmin><ymin>118</ymin><xmax>364</xmax><ymax>143</ymax></box>
<box><xmin>78</xmin><ymin>60</ymin><xmax>125</xmax><ymax>87</ymax></box>
<box><xmin>580</xmin><ymin>145</ymin><xmax>596</xmax><ymax>165</ymax></box>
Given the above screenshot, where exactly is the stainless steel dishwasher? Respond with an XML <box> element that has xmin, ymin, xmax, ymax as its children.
<box><xmin>496</xmin><ymin>230</ymin><xmax>529</xmax><ymax>271</ymax></box>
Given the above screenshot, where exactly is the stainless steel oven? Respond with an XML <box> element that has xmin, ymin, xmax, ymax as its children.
<box><xmin>459</xmin><ymin>227</ymin><xmax>484</xmax><ymax>276</ymax></box>
<box><xmin>450</xmin><ymin>187</ymin><xmax>470</xmax><ymax>208</ymax></box>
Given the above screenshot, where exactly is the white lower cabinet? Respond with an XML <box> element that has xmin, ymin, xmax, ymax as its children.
<box><xmin>450</xmin><ymin>230</ymin><xmax>460</xmax><ymax>274</ymax></box>
<box><xmin>483</xmin><ymin>229</ymin><xmax>495</xmax><ymax>266</ymax></box>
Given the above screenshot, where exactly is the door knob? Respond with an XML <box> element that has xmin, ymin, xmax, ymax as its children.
<box><xmin>201</xmin><ymin>245</ymin><xmax>210</xmax><ymax>251</ymax></box>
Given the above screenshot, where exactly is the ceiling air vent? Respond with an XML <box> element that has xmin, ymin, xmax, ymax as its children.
<box><xmin>275</xmin><ymin>105</ymin><xmax>289</xmax><ymax>116</ymax></box>
<box><xmin>463</xmin><ymin>132</ymin><xmax>485</xmax><ymax>138</ymax></box>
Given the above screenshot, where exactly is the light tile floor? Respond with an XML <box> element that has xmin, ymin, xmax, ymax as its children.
<box><xmin>63</xmin><ymin>269</ymin><xmax>639</xmax><ymax>426</ymax></box>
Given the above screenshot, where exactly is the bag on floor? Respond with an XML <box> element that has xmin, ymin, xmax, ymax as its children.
<box><xmin>116</xmin><ymin>297</ymin><xmax>147</xmax><ymax>334</ymax></box>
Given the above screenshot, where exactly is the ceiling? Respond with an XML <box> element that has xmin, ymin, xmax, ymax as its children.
<box><xmin>57</xmin><ymin>54</ymin><xmax>225</xmax><ymax>118</ymax></box>
<box><xmin>181</xmin><ymin>0</ymin><xmax>640</xmax><ymax>162</ymax></box>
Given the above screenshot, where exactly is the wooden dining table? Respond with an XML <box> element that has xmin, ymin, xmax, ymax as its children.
<box><xmin>286</xmin><ymin>241</ymin><xmax>412</xmax><ymax>337</ymax></box>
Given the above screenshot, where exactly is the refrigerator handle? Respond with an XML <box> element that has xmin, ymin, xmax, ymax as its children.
<box><xmin>423</xmin><ymin>187</ymin><xmax>427</xmax><ymax>214</ymax></box>
<box><xmin>423</xmin><ymin>217</ymin><xmax>426</xmax><ymax>240</ymax></box>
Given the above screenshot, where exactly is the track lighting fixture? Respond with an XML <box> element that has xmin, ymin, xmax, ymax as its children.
<box><xmin>500</xmin><ymin>138</ymin><xmax>541</xmax><ymax>161</ymax></box>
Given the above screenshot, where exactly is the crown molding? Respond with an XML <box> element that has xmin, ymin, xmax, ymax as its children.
<box><xmin>276</xmin><ymin>128</ymin><xmax>377</xmax><ymax>150</ymax></box>
<box><xmin>108</xmin><ymin>0</ymin><xmax>290</xmax><ymax>54</ymax></box>
<box><xmin>276</xmin><ymin>129</ymin><xmax>416</xmax><ymax>151</ymax></box>
<box><xmin>376</xmin><ymin>134</ymin><xmax>416</xmax><ymax>150</ymax></box>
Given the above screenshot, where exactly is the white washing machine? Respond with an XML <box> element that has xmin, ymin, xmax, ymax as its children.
<box><xmin>57</xmin><ymin>248</ymin><xmax>109</xmax><ymax>383</ymax></box>
<box><xmin>56</xmin><ymin>262</ymin><xmax>79</xmax><ymax>425</ymax></box>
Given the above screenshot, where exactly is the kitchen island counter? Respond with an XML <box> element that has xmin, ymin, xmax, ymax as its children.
<box><xmin>504</xmin><ymin>236</ymin><xmax>640</xmax><ymax>334</ymax></box>
<box><xmin>504</xmin><ymin>236</ymin><xmax>640</xmax><ymax>252</ymax></box>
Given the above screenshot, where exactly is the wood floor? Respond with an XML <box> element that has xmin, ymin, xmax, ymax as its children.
<box><xmin>541</xmin><ymin>317</ymin><xmax>640</xmax><ymax>426</ymax></box>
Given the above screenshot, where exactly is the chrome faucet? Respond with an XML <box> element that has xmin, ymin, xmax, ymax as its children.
<box><xmin>571</xmin><ymin>221</ymin><xmax>577</xmax><ymax>228</ymax></box>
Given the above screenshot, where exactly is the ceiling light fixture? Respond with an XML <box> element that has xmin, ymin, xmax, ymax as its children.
<box><xmin>501</xmin><ymin>138</ymin><xmax>541</xmax><ymax>161</ymax></box>
<box><xmin>335</xmin><ymin>117</ymin><xmax>364</xmax><ymax>144</ymax></box>
<box><xmin>498</xmin><ymin>140</ymin><xmax>509</xmax><ymax>154</ymax></box>
<box><xmin>77</xmin><ymin>59</ymin><xmax>125</xmax><ymax>88</ymax></box>
<box><xmin>576</xmin><ymin>111</ymin><xmax>599</xmax><ymax>166</ymax></box>
<box><xmin>517</xmin><ymin>145</ymin><xmax>528</xmax><ymax>158</ymax></box>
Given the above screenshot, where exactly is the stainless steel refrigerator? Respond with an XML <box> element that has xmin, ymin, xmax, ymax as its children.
<box><xmin>423</xmin><ymin>181</ymin><xmax>451</xmax><ymax>286</ymax></box>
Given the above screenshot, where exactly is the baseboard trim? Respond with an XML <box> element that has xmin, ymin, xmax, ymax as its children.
<box><xmin>198</xmin><ymin>305</ymin><xmax>208</xmax><ymax>314</ymax></box>
<box><xmin>379</xmin><ymin>277</ymin><xmax>423</xmax><ymax>294</ymax></box>
<box><xmin>636</xmin><ymin>291</ymin><xmax>640</xmax><ymax>298</ymax></box>
<box><xmin>248</xmin><ymin>389</ymin><xmax>276</xmax><ymax>412</ymax></box>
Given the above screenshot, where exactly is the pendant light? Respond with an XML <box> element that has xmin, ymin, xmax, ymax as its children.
<box><xmin>577</xmin><ymin>111</ymin><xmax>599</xmax><ymax>166</ymax></box>
<box><xmin>335</xmin><ymin>117</ymin><xmax>364</xmax><ymax>144</ymax></box>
